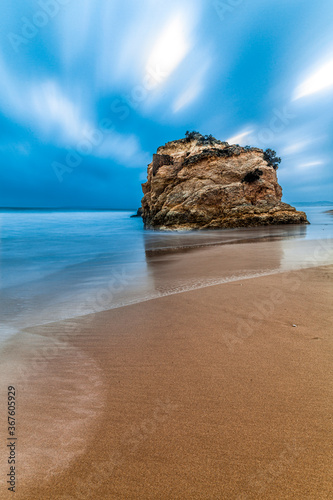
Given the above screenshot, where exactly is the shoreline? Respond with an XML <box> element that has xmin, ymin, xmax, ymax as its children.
<box><xmin>1</xmin><ymin>207</ymin><xmax>332</xmax><ymax>346</ymax></box>
<box><xmin>1</xmin><ymin>235</ymin><xmax>331</xmax><ymax>351</ymax></box>
<box><xmin>0</xmin><ymin>264</ymin><xmax>332</xmax><ymax>498</ymax></box>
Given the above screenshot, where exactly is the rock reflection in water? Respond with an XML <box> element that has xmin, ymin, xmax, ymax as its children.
<box><xmin>143</xmin><ymin>225</ymin><xmax>307</xmax><ymax>294</ymax></box>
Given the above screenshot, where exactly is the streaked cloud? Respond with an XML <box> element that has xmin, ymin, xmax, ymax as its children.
<box><xmin>95</xmin><ymin>132</ymin><xmax>150</xmax><ymax>167</ymax></box>
<box><xmin>226</xmin><ymin>129</ymin><xmax>254</xmax><ymax>145</ymax></box>
<box><xmin>293</xmin><ymin>58</ymin><xmax>333</xmax><ymax>100</ymax></box>
<box><xmin>281</xmin><ymin>135</ymin><xmax>326</xmax><ymax>156</ymax></box>
<box><xmin>172</xmin><ymin>60</ymin><xmax>210</xmax><ymax>113</ymax></box>
<box><xmin>146</xmin><ymin>14</ymin><xmax>191</xmax><ymax>84</ymax></box>
<box><xmin>282</xmin><ymin>140</ymin><xmax>312</xmax><ymax>156</ymax></box>
<box><xmin>297</xmin><ymin>160</ymin><xmax>325</xmax><ymax>169</ymax></box>
<box><xmin>173</xmin><ymin>83</ymin><xmax>202</xmax><ymax>113</ymax></box>
<box><xmin>29</xmin><ymin>81</ymin><xmax>90</xmax><ymax>145</ymax></box>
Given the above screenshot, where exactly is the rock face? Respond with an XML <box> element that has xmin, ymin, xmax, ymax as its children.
<box><xmin>141</xmin><ymin>134</ymin><xmax>308</xmax><ymax>230</ymax></box>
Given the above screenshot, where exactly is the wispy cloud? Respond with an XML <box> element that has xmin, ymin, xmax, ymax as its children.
<box><xmin>29</xmin><ymin>81</ymin><xmax>91</xmax><ymax>145</ymax></box>
<box><xmin>282</xmin><ymin>140</ymin><xmax>313</xmax><ymax>156</ymax></box>
<box><xmin>296</xmin><ymin>160</ymin><xmax>325</xmax><ymax>169</ymax></box>
<box><xmin>0</xmin><ymin>55</ymin><xmax>149</xmax><ymax>168</ymax></box>
<box><xmin>293</xmin><ymin>58</ymin><xmax>333</xmax><ymax>100</ymax></box>
<box><xmin>146</xmin><ymin>14</ymin><xmax>191</xmax><ymax>84</ymax></box>
<box><xmin>226</xmin><ymin>129</ymin><xmax>254</xmax><ymax>145</ymax></box>
<box><xmin>95</xmin><ymin>132</ymin><xmax>150</xmax><ymax>167</ymax></box>
<box><xmin>172</xmin><ymin>60</ymin><xmax>210</xmax><ymax>113</ymax></box>
<box><xmin>0</xmin><ymin>53</ymin><xmax>88</xmax><ymax>144</ymax></box>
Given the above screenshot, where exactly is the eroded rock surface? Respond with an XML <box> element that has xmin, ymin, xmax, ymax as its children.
<box><xmin>141</xmin><ymin>134</ymin><xmax>308</xmax><ymax>230</ymax></box>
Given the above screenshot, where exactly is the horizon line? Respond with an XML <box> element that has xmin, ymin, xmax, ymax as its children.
<box><xmin>0</xmin><ymin>201</ymin><xmax>332</xmax><ymax>210</ymax></box>
<box><xmin>0</xmin><ymin>207</ymin><xmax>139</xmax><ymax>210</ymax></box>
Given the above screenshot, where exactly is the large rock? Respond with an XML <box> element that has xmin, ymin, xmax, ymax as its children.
<box><xmin>141</xmin><ymin>134</ymin><xmax>308</xmax><ymax>230</ymax></box>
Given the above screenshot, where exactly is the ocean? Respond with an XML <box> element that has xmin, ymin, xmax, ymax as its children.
<box><xmin>0</xmin><ymin>205</ymin><xmax>332</xmax><ymax>344</ymax></box>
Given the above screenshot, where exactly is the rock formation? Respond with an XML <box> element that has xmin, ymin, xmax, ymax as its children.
<box><xmin>141</xmin><ymin>133</ymin><xmax>308</xmax><ymax>230</ymax></box>
<box><xmin>130</xmin><ymin>207</ymin><xmax>143</xmax><ymax>218</ymax></box>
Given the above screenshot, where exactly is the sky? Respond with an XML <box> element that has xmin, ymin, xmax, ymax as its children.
<box><xmin>0</xmin><ymin>0</ymin><xmax>333</xmax><ymax>208</ymax></box>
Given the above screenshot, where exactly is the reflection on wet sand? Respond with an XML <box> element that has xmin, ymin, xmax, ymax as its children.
<box><xmin>143</xmin><ymin>225</ymin><xmax>309</xmax><ymax>295</ymax></box>
<box><xmin>143</xmin><ymin>224</ymin><xmax>308</xmax><ymax>256</ymax></box>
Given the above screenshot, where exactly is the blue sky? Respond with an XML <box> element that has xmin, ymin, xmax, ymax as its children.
<box><xmin>0</xmin><ymin>0</ymin><xmax>333</xmax><ymax>208</ymax></box>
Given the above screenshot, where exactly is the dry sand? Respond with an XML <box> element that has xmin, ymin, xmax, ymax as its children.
<box><xmin>0</xmin><ymin>264</ymin><xmax>332</xmax><ymax>499</ymax></box>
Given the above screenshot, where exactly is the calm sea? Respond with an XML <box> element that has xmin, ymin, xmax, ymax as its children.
<box><xmin>0</xmin><ymin>205</ymin><xmax>332</xmax><ymax>343</ymax></box>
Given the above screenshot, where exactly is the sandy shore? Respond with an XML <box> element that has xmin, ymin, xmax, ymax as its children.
<box><xmin>0</xmin><ymin>264</ymin><xmax>332</xmax><ymax>499</ymax></box>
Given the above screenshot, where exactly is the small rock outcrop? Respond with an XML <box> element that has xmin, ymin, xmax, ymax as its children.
<box><xmin>130</xmin><ymin>207</ymin><xmax>143</xmax><ymax>218</ymax></box>
<box><xmin>141</xmin><ymin>133</ymin><xmax>308</xmax><ymax>230</ymax></box>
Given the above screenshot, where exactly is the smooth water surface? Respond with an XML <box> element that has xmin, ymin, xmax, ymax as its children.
<box><xmin>0</xmin><ymin>205</ymin><xmax>332</xmax><ymax>342</ymax></box>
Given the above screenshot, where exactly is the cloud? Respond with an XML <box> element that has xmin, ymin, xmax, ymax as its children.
<box><xmin>296</xmin><ymin>160</ymin><xmax>325</xmax><ymax>169</ymax></box>
<box><xmin>29</xmin><ymin>80</ymin><xmax>91</xmax><ymax>145</ymax></box>
<box><xmin>0</xmin><ymin>52</ymin><xmax>150</xmax><ymax>169</ymax></box>
<box><xmin>281</xmin><ymin>135</ymin><xmax>326</xmax><ymax>156</ymax></box>
<box><xmin>278</xmin><ymin>158</ymin><xmax>326</xmax><ymax>187</ymax></box>
<box><xmin>172</xmin><ymin>82</ymin><xmax>202</xmax><ymax>113</ymax></box>
<box><xmin>0</xmin><ymin>54</ymin><xmax>90</xmax><ymax>145</ymax></box>
<box><xmin>281</xmin><ymin>140</ymin><xmax>313</xmax><ymax>156</ymax></box>
<box><xmin>293</xmin><ymin>58</ymin><xmax>333</xmax><ymax>100</ymax></box>
<box><xmin>226</xmin><ymin>129</ymin><xmax>254</xmax><ymax>145</ymax></box>
<box><xmin>146</xmin><ymin>14</ymin><xmax>191</xmax><ymax>84</ymax></box>
<box><xmin>95</xmin><ymin>132</ymin><xmax>150</xmax><ymax>167</ymax></box>
<box><xmin>172</xmin><ymin>60</ymin><xmax>210</xmax><ymax>113</ymax></box>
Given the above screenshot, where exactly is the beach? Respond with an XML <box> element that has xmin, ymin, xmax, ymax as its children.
<box><xmin>0</xmin><ymin>258</ymin><xmax>332</xmax><ymax>499</ymax></box>
<box><xmin>2</xmin><ymin>0</ymin><xmax>333</xmax><ymax>496</ymax></box>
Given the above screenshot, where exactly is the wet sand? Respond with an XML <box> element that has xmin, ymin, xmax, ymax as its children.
<box><xmin>0</xmin><ymin>264</ymin><xmax>332</xmax><ymax>499</ymax></box>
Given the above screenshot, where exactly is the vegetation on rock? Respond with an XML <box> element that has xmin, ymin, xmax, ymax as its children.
<box><xmin>263</xmin><ymin>149</ymin><xmax>281</xmax><ymax>170</ymax></box>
